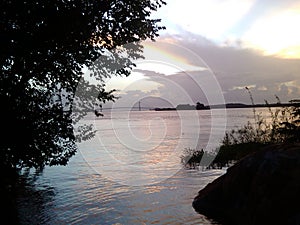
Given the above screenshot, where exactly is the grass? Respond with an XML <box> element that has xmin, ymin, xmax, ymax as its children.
<box><xmin>181</xmin><ymin>89</ymin><xmax>300</xmax><ymax>169</ymax></box>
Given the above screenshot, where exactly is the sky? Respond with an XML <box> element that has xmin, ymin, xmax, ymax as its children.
<box><xmin>102</xmin><ymin>0</ymin><xmax>300</xmax><ymax>108</ymax></box>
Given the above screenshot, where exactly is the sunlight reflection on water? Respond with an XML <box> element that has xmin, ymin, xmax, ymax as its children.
<box><xmin>18</xmin><ymin>160</ymin><xmax>225</xmax><ymax>224</ymax></box>
<box><xmin>76</xmin><ymin>110</ymin><xmax>224</xmax><ymax>186</ymax></box>
<box><xmin>17</xmin><ymin>108</ymin><xmax>272</xmax><ymax>224</ymax></box>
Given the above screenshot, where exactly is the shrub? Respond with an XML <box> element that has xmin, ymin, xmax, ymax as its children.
<box><xmin>216</xmin><ymin>90</ymin><xmax>300</xmax><ymax>168</ymax></box>
<box><xmin>181</xmin><ymin>90</ymin><xmax>300</xmax><ymax>169</ymax></box>
<box><xmin>180</xmin><ymin>148</ymin><xmax>215</xmax><ymax>169</ymax></box>
<box><xmin>223</xmin><ymin>96</ymin><xmax>300</xmax><ymax>146</ymax></box>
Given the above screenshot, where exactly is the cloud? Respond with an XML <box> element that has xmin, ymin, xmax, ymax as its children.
<box><xmin>108</xmin><ymin>31</ymin><xmax>300</xmax><ymax>107</ymax></box>
<box><xmin>242</xmin><ymin>4</ymin><xmax>300</xmax><ymax>58</ymax></box>
<box><xmin>156</xmin><ymin>0</ymin><xmax>255</xmax><ymax>40</ymax></box>
<box><xmin>156</xmin><ymin>0</ymin><xmax>300</xmax><ymax>58</ymax></box>
<box><xmin>147</xmin><ymin>33</ymin><xmax>300</xmax><ymax>104</ymax></box>
<box><xmin>132</xmin><ymin>69</ymin><xmax>210</xmax><ymax>105</ymax></box>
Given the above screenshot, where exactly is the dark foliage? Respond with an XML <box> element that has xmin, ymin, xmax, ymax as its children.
<box><xmin>211</xmin><ymin>142</ymin><xmax>266</xmax><ymax>168</ymax></box>
<box><xmin>182</xmin><ymin>95</ymin><xmax>300</xmax><ymax>169</ymax></box>
<box><xmin>0</xmin><ymin>0</ymin><xmax>166</xmax><ymax>171</ymax></box>
<box><xmin>181</xmin><ymin>148</ymin><xmax>215</xmax><ymax>169</ymax></box>
<box><xmin>216</xmin><ymin>92</ymin><xmax>300</xmax><ymax>168</ymax></box>
<box><xmin>195</xmin><ymin>102</ymin><xmax>204</xmax><ymax>110</ymax></box>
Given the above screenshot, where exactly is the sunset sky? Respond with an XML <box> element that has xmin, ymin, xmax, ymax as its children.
<box><xmin>104</xmin><ymin>0</ymin><xmax>300</xmax><ymax>108</ymax></box>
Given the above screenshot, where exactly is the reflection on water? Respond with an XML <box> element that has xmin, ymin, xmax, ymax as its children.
<box><xmin>15</xmin><ymin>172</ymin><xmax>56</xmax><ymax>225</ymax></box>
<box><xmin>17</xmin><ymin>158</ymin><xmax>225</xmax><ymax>225</ymax></box>
<box><xmin>16</xmin><ymin>108</ymin><xmax>271</xmax><ymax>224</ymax></box>
<box><xmin>75</xmin><ymin>109</ymin><xmax>225</xmax><ymax>186</ymax></box>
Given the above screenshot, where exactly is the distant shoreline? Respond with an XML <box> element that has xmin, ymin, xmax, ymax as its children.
<box><xmin>209</xmin><ymin>102</ymin><xmax>300</xmax><ymax>109</ymax></box>
<box><xmin>152</xmin><ymin>102</ymin><xmax>300</xmax><ymax>111</ymax></box>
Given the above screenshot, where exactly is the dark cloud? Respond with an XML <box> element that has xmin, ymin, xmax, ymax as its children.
<box><xmin>152</xmin><ymin>32</ymin><xmax>300</xmax><ymax>103</ymax></box>
<box><xmin>111</xmin><ymin>32</ymin><xmax>300</xmax><ymax>107</ymax></box>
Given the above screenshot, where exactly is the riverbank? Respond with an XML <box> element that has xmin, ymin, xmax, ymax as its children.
<box><xmin>192</xmin><ymin>143</ymin><xmax>300</xmax><ymax>225</ymax></box>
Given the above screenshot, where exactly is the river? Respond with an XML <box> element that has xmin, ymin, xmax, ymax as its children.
<box><xmin>16</xmin><ymin>108</ymin><xmax>272</xmax><ymax>224</ymax></box>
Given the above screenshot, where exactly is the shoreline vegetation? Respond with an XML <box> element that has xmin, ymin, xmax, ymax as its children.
<box><xmin>187</xmin><ymin>94</ymin><xmax>300</xmax><ymax>224</ymax></box>
<box><xmin>182</xmin><ymin>96</ymin><xmax>300</xmax><ymax>169</ymax></box>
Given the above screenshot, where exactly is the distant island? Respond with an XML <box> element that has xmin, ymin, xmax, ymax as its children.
<box><xmin>152</xmin><ymin>100</ymin><xmax>300</xmax><ymax>111</ymax></box>
<box><xmin>154</xmin><ymin>107</ymin><xmax>177</xmax><ymax>111</ymax></box>
<box><xmin>209</xmin><ymin>101</ymin><xmax>300</xmax><ymax>109</ymax></box>
<box><xmin>153</xmin><ymin>102</ymin><xmax>210</xmax><ymax>111</ymax></box>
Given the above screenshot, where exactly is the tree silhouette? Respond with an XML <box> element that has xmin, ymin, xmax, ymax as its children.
<box><xmin>196</xmin><ymin>102</ymin><xmax>205</xmax><ymax>110</ymax></box>
<box><xmin>0</xmin><ymin>0</ymin><xmax>166</xmax><ymax>172</ymax></box>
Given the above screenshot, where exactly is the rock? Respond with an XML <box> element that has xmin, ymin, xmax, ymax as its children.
<box><xmin>192</xmin><ymin>143</ymin><xmax>300</xmax><ymax>225</ymax></box>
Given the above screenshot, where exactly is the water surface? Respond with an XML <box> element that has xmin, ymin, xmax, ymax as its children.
<box><xmin>17</xmin><ymin>108</ymin><xmax>270</xmax><ymax>224</ymax></box>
